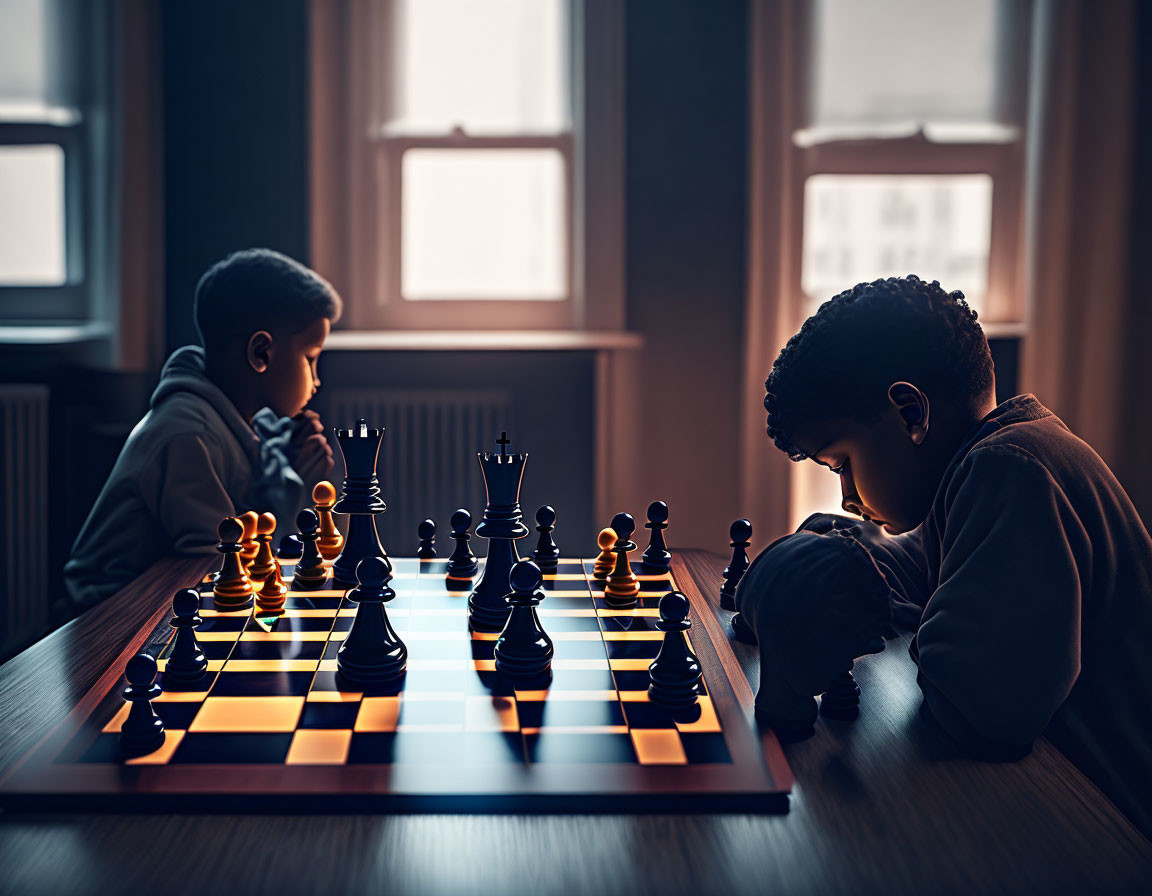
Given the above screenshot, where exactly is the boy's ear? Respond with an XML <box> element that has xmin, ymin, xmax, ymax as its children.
<box><xmin>888</xmin><ymin>381</ymin><xmax>929</xmax><ymax>445</ymax></box>
<box><xmin>246</xmin><ymin>331</ymin><xmax>274</xmax><ymax>374</ymax></box>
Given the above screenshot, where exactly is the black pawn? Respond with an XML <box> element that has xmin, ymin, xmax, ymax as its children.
<box><xmin>277</xmin><ymin>533</ymin><xmax>303</xmax><ymax>559</ymax></box>
<box><xmin>446</xmin><ymin>508</ymin><xmax>479</xmax><ymax>578</ymax></box>
<box><xmin>417</xmin><ymin>518</ymin><xmax>437</xmax><ymax>559</ymax></box>
<box><xmin>494</xmin><ymin>560</ymin><xmax>554</xmax><ymax>679</ymax></box>
<box><xmin>293</xmin><ymin>508</ymin><xmax>328</xmax><ymax>590</ymax></box>
<box><xmin>641</xmin><ymin>500</ymin><xmax>672</xmax><ymax>574</ymax></box>
<box><xmin>120</xmin><ymin>653</ymin><xmax>165</xmax><ymax>757</ymax></box>
<box><xmin>720</xmin><ymin>518</ymin><xmax>752</xmax><ymax>610</ymax></box>
<box><xmin>531</xmin><ymin>505</ymin><xmax>560</xmax><ymax>574</ymax></box>
<box><xmin>163</xmin><ymin>588</ymin><xmax>207</xmax><ymax>684</ymax></box>
<box><xmin>337</xmin><ymin>556</ymin><xmax>407</xmax><ymax>684</ymax></box>
<box><xmin>648</xmin><ymin>591</ymin><xmax>702</xmax><ymax>711</ymax></box>
<box><xmin>820</xmin><ymin>664</ymin><xmax>862</xmax><ymax>721</ymax></box>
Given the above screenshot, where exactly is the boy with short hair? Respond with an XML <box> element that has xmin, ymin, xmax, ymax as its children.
<box><xmin>739</xmin><ymin>274</ymin><xmax>1152</xmax><ymax>836</ymax></box>
<box><xmin>65</xmin><ymin>248</ymin><xmax>341</xmax><ymax>609</ymax></box>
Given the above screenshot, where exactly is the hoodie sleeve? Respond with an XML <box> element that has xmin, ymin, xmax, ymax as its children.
<box><xmin>142</xmin><ymin>433</ymin><xmax>237</xmax><ymax>555</ymax></box>
<box><xmin>914</xmin><ymin>446</ymin><xmax>1083</xmax><ymax>755</ymax></box>
<box><xmin>245</xmin><ymin>411</ymin><xmax>308</xmax><ymax>539</ymax></box>
<box><xmin>798</xmin><ymin>513</ymin><xmax>931</xmax><ymax>628</ymax></box>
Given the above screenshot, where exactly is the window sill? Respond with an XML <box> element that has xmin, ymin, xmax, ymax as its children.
<box><xmin>325</xmin><ymin>330</ymin><xmax>643</xmax><ymax>352</ymax></box>
<box><xmin>0</xmin><ymin>322</ymin><xmax>111</xmax><ymax>345</ymax></box>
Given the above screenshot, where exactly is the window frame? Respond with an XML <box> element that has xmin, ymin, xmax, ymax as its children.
<box><xmin>313</xmin><ymin>0</ymin><xmax>623</xmax><ymax>333</ymax></box>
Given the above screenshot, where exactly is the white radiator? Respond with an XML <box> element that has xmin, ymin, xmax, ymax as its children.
<box><xmin>1</xmin><ymin>385</ymin><xmax>50</xmax><ymax>657</ymax></box>
<box><xmin>326</xmin><ymin>389</ymin><xmax>514</xmax><ymax>554</ymax></box>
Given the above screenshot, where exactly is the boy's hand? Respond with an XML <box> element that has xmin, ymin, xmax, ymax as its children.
<box><xmin>288</xmin><ymin>412</ymin><xmax>334</xmax><ymax>484</ymax></box>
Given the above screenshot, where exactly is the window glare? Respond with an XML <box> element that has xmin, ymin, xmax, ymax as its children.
<box><xmin>0</xmin><ymin>0</ymin><xmax>69</xmax><ymax>105</ymax></box>
<box><xmin>0</xmin><ymin>144</ymin><xmax>66</xmax><ymax>285</ymax></box>
<box><xmin>808</xmin><ymin>0</ymin><xmax>1001</xmax><ymax>128</ymax></box>
<box><xmin>402</xmin><ymin>149</ymin><xmax>565</xmax><ymax>300</ymax></box>
<box><xmin>801</xmin><ymin>174</ymin><xmax>993</xmax><ymax>316</ymax></box>
<box><xmin>391</xmin><ymin>0</ymin><xmax>566</xmax><ymax>133</ymax></box>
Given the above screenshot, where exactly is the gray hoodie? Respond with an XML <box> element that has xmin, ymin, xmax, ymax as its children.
<box><xmin>64</xmin><ymin>346</ymin><xmax>308</xmax><ymax>609</ymax></box>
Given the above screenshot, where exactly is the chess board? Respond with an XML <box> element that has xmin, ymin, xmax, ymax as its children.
<box><xmin>0</xmin><ymin>557</ymin><xmax>793</xmax><ymax>811</ymax></box>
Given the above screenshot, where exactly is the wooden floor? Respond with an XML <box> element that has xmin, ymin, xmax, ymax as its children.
<box><xmin>1</xmin><ymin>551</ymin><xmax>1150</xmax><ymax>896</ymax></box>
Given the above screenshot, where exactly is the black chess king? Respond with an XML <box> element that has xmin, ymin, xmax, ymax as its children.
<box><xmin>469</xmin><ymin>433</ymin><xmax>530</xmax><ymax>631</ymax></box>
<box><xmin>332</xmin><ymin>419</ymin><xmax>388</xmax><ymax>586</ymax></box>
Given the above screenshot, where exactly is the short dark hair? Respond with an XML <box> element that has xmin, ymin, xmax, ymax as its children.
<box><xmin>194</xmin><ymin>248</ymin><xmax>342</xmax><ymax>350</ymax></box>
<box><xmin>764</xmin><ymin>275</ymin><xmax>994</xmax><ymax>460</ymax></box>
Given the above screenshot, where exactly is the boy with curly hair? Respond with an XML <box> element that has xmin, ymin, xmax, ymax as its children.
<box><xmin>739</xmin><ymin>274</ymin><xmax>1152</xmax><ymax>836</ymax></box>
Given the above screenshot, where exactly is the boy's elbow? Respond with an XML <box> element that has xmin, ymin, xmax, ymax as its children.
<box><xmin>918</xmin><ymin>673</ymin><xmax>1034</xmax><ymax>761</ymax></box>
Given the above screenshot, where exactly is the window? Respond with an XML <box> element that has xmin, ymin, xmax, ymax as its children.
<box><xmin>785</xmin><ymin>0</ymin><xmax>1032</xmax><ymax>528</ymax></box>
<box><xmin>0</xmin><ymin>0</ymin><xmax>107</xmax><ymax>323</ymax></box>
<box><xmin>313</xmin><ymin>0</ymin><xmax>624</xmax><ymax>332</ymax></box>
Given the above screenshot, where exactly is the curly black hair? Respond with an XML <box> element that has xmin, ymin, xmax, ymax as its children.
<box><xmin>764</xmin><ymin>275</ymin><xmax>994</xmax><ymax>460</ymax></box>
<box><xmin>194</xmin><ymin>248</ymin><xmax>342</xmax><ymax>351</ymax></box>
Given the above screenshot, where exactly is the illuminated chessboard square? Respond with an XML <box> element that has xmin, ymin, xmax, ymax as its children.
<box><xmin>354</xmin><ymin>696</ymin><xmax>402</xmax><ymax>732</ymax></box>
<box><xmin>102</xmin><ymin>701</ymin><xmax>201</xmax><ymax>733</ymax></box>
<box><xmin>285</xmin><ymin>729</ymin><xmax>352</xmax><ymax>765</ymax></box>
<box><xmin>609</xmin><ymin>658</ymin><xmax>657</xmax><ymax>671</ymax></box>
<box><xmin>524</xmin><ymin>731</ymin><xmax>636</xmax><ymax>764</ymax></box>
<box><xmin>405</xmin><ymin>638</ymin><xmax>474</xmax><ymax>662</ymax></box>
<box><xmin>514</xmin><ymin>689</ymin><xmax>618</xmax><ymax>701</ymax></box>
<box><xmin>169</xmin><ymin>732</ymin><xmax>294</xmax><ymax>764</ymax></box>
<box><xmin>155</xmin><ymin>688</ymin><xmax>214</xmax><ymax>702</ymax></box>
<box><xmin>411</xmin><ymin>594</ymin><xmax>471</xmax><ymax>611</ymax></box>
<box><xmin>210</xmin><ymin>671</ymin><xmax>316</xmax><ymax>697</ymax></box>
<box><xmin>407</xmin><ymin>615</ymin><xmax>472</xmax><ymax>633</ymax></box>
<box><xmin>306</xmin><ymin>689</ymin><xmax>362</xmax><ymax>702</ymax></box>
<box><xmin>157</xmin><ymin>658</ymin><xmax>226</xmax><ymax>674</ymax></box>
<box><xmin>253</xmin><ymin>615</ymin><xmax>336</xmax><ymax>632</ymax></box>
<box><xmin>547</xmin><ymin>665</ymin><xmax>615</xmax><ymax>692</ymax></box>
<box><xmin>298</xmin><ymin>701</ymin><xmax>361</xmax><ymax>729</ymax></box>
<box><xmin>240</xmin><ymin>630</ymin><xmax>330</xmax><ymax>642</ymax></box>
<box><xmin>464</xmin><ymin>695</ymin><xmax>519</xmax><ymax>732</ymax></box>
<box><xmin>397</xmin><ymin>696</ymin><xmax>465</xmax><ymax>727</ymax></box>
<box><xmin>630</xmin><ymin>729</ymin><xmax>687</xmax><ymax>765</ymax></box>
<box><xmin>516</xmin><ymin>698</ymin><xmax>624</xmax><ymax>729</ymax></box>
<box><xmin>601</xmin><ymin>630</ymin><xmax>663</xmax><ymax>641</ymax></box>
<box><xmin>552</xmin><ymin>639</ymin><xmax>614</xmax><ymax>661</ymax></box>
<box><xmin>189</xmin><ymin>696</ymin><xmax>304</xmax><ymax>732</ymax></box>
<box><xmin>125</xmin><ymin>729</ymin><xmax>186</xmax><ymax>765</ymax></box>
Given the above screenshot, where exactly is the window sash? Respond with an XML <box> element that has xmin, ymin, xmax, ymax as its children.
<box><xmin>0</xmin><ymin>120</ymin><xmax>87</xmax><ymax>320</ymax></box>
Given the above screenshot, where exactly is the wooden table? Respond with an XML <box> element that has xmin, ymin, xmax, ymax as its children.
<box><xmin>1</xmin><ymin>550</ymin><xmax>1149</xmax><ymax>896</ymax></box>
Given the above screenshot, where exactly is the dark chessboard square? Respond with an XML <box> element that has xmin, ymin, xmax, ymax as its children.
<box><xmin>540</xmin><ymin>597</ymin><xmax>596</xmax><ymax>613</ymax></box>
<box><xmin>536</xmin><ymin>614</ymin><xmax>601</xmax><ymax>633</ymax></box>
<box><xmin>418</xmin><ymin>559</ymin><xmax>451</xmax><ymax>575</ymax></box>
<box><xmin>392</xmin><ymin>731</ymin><xmax>524</xmax><ymax>765</ymax></box>
<box><xmin>74</xmin><ymin>733</ymin><xmax>122</xmax><ymax>764</ymax></box>
<box><xmin>211</xmin><ymin>671</ymin><xmax>315</xmax><ymax>696</ymax></box>
<box><xmin>599</xmin><ymin>615</ymin><xmax>661</xmax><ymax>633</ymax></box>
<box><xmin>612</xmin><ymin>671</ymin><xmax>653</xmax><ymax>692</ymax></box>
<box><xmin>199</xmin><ymin>641</ymin><xmax>238</xmax><ymax>660</ymax></box>
<box><xmin>346</xmin><ymin>732</ymin><xmax>398</xmax><ymax>764</ymax></box>
<box><xmin>517</xmin><ymin>699</ymin><xmax>625</xmax><ymax>729</ymax></box>
<box><xmin>542</xmin><ymin>580</ymin><xmax>592</xmax><ymax>593</ymax></box>
<box><xmin>230</xmin><ymin>640</ymin><xmax>325</xmax><ymax>661</ymax></box>
<box><xmin>198</xmin><ymin>616</ymin><xmax>248</xmax><ymax>633</ymax></box>
<box><xmin>170</xmin><ymin>733</ymin><xmax>293</xmax><ymax>764</ymax></box>
<box><xmin>679</xmin><ymin>733</ymin><xmax>732</xmax><ymax>764</ymax></box>
<box><xmin>621</xmin><ymin>701</ymin><xmax>677</xmax><ymax>729</ymax></box>
<box><xmin>551</xmin><ymin>561</ymin><xmax>586</xmax><ymax>575</ymax></box>
<box><xmin>605</xmin><ymin>641</ymin><xmax>661</xmax><ymax>661</ymax></box>
<box><xmin>153</xmin><ymin>702</ymin><xmax>204</xmax><ymax>730</ymax></box>
<box><xmin>525</xmin><ymin>732</ymin><xmax>636</xmax><ymax>764</ymax></box>
<box><xmin>299</xmin><ymin>702</ymin><xmax>361</xmax><ymax>729</ymax></box>
<box><xmin>470</xmin><ymin>641</ymin><xmax>496</xmax><ymax>661</ymax></box>
<box><xmin>330</xmin><ymin>615</ymin><xmax>355</xmax><ymax>633</ymax></box>
<box><xmin>549</xmin><ymin>668</ymin><xmax>617</xmax><ymax>690</ymax></box>
<box><xmin>466</xmin><ymin>672</ymin><xmax>517</xmax><ymax>697</ymax></box>
<box><xmin>552</xmin><ymin>640</ymin><xmax>611</xmax><ymax>661</ymax></box>
<box><xmin>323</xmin><ymin>641</ymin><xmax>343</xmax><ymax>660</ymax></box>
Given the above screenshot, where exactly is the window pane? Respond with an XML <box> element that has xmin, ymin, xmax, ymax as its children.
<box><xmin>791</xmin><ymin>460</ymin><xmax>846</xmax><ymax>533</ymax></box>
<box><xmin>402</xmin><ymin>149</ymin><xmax>566</xmax><ymax>300</ymax></box>
<box><xmin>807</xmin><ymin>0</ymin><xmax>1003</xmax><ymax>128</ymax></box>
<box><xmin>801</xmin><ymin>174</ymin><xmax>992</xmax><ymax>316</ymax></box>
<box><xmin>0</xmin><ymin>0</ymin><xmax>74</xmax><ymax>108</ymax></box>
<box><xmin>0</xmin><ymin>144</ymin><xmax>66</xmax><ymax>285</ymax></box>
<box><xmin>390</xmin><ymin>0</ymin><xmax>566</xmax><ymax>134</ymax></box>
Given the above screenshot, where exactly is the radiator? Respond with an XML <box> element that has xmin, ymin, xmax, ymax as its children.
<box><xmin>0</xmin><ymin>385</ymin><xmax>50</xmax><ymax>657</ymax></box>
<box><xmin>325</xmin><ymin>389</ymin><xmax>514</xmax><ymax>555</ymax></box>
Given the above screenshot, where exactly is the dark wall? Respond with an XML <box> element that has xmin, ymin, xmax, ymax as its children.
<box><xmin>162</xmin><ymin>0</ymin><xmax>311</xmax><ymax>352</ymax></box>
<box><xmin>625</xmin><ymin>0</ymin><xmax>749</xmax><ymax>546</ymax></box>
